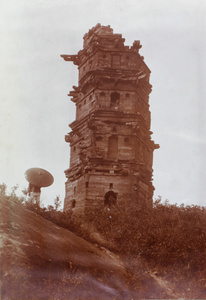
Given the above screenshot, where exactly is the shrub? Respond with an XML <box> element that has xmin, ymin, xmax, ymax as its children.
<box><xmin>85</xmin><ymin>199</ymin><xmax>206</xmax><ymax>281</ymax></box>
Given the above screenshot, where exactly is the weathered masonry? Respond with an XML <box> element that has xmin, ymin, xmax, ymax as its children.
<box><xmin>61</xmin><ymin>24</ymin><xmax>159</xmax><ymax>214</ymax></box>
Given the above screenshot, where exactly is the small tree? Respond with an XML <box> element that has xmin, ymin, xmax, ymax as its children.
<box><xmin>54</xmin><ymin>196</ymin><xmax>61</xmax><ymax>211</ymax></box>
<box><xmin>0</xmin><ymin>183</ymin><xmax>7</xmax><ymax>196</ymax></box>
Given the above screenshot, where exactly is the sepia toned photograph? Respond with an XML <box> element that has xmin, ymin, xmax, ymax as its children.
<box><xmin>1</xmin><ymin>0</ymin><xmax>206</xmax><ymax>299</ymax></box>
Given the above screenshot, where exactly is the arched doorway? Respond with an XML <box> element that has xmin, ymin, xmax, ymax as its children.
<box><xmin>104</xmin><ymin>191</ymin><xmax>117</xmax><ymax>206</ymax></box>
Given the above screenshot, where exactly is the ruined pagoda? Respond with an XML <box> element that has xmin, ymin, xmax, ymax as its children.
<box><xmin>61</xmin><ymin>24</ymin><xmax>159</xmax><ymax>214</ymax></box>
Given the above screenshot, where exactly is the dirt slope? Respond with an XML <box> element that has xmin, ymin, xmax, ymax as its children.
<box><xmin>0</xmin><ymin>199</ymin><xmax>174</xmax><ymax>299</ymax></box>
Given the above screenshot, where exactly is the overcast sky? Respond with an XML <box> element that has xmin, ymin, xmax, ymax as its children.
<box><xmin>1</xmin><ymin>0</ymin><xmax>206</xmax><ymax>208</ymax></box>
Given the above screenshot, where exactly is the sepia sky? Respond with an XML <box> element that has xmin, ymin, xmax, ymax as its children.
<box><xmin>1</xmin><ymin>0</ymin><xmax>206</xmax><ymax>208</ymax></box>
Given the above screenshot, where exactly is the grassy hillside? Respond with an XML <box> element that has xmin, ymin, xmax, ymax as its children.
<box><xmin>1</xmin><ymin>185</ymin><xmax>206</xmax><ymax>299</ymax></box>
<box><xmin>1</xmin><ymin>190</ymin><xmax>174</xmax><ymax>299</ymax></box>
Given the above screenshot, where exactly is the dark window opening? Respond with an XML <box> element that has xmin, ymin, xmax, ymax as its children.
<box><xmin>96</xmin><ymin>136</ymin><xmax>103</xmax><ymax>141</ymax></box>
<box><xmin>72</xmin><ymin>200</ymin><xmax>76</xmax><ymax>209</ymax></box>
<box><xmin>112</xmin><ymin>126</ymin><xmax>117</xmax><ymax>132</ymax></box>
<box><xmin>73</xmin><ymin>146</ymin><xmax>76</xmax><ymax>152</ymax></box>
<box><xmin>108</xmin><ymin>135</ymin><xmax>118</xmax><ymax>159</ymax></box>
<box><xmin>126</xmin><ymin>55</ymin><xmax>130</xmax><ymax>60</ymax></box>
<box><xmin>85</xmin><ymin>182</ymin><xmax>89</xmax><ymax>188</ymax></box>
<box><xmin>104</xmin><ymin>191</ymin><xmax>117</xmax><ymax>206</ymax></box>
<box><xmin>124</xmin><ymin>137</ymin><xmax>130</xmax><ymax>144</ymax></box>
<box><xmin>100</xmin><ymin>92</ymin><xmax>105</xmax><ymax>97</ymax></box>
<box><xmin>126</xmin><ymin>93</ymin><xmax>130</xmax><ymax>98</ymax></box>
<box><xmin>84</xmin><ymin>99</ymin><xmax>86</xmax><ymax>104</ymax></box>
<box><xmin>103</xmin><ymin>54</ymin><xmax>107</xmax><ymax>58</ymax></box>
<box><xmin>110</xmin><ymin>92</ymin><xmax>120</xmax><ymax>109</ymax></box>
<box><xmin>109</xmin><ymin>183</ymin><xmax>113</xmax><ymax>189</ymax></box>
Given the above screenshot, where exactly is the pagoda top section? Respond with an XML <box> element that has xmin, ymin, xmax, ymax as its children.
<box><xmin>61</xmin><ymin>23</ymin><xmax>145</xmax><ymax>67</ymax></box>
<box><xmin>83</xmin><ymin>23</ymin><xmax>114</xmax><ymax>47</ymax></box>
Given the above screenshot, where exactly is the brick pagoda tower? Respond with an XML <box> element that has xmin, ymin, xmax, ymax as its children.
<box><xmin>61</xmin><ymin>24</ymin><xmax>159</xmax><ymax>214</ymax></box>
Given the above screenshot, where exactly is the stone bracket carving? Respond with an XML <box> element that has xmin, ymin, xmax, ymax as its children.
<box><xmin>60</xmin><ymin>54</ymin><xmax>80</xmax><ymax>66</ymax></box>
